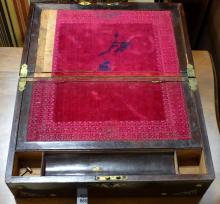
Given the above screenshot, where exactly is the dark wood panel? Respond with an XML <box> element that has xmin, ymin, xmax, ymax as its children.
<box><xmin>44</xmin><ymin>152</ymin><xmax>176</xmax><ymax>176</ymax></box>
<box><xmin>169</xmin><ymin>0</ymin><xmax>210</xmax><ymax>48</ymax></box>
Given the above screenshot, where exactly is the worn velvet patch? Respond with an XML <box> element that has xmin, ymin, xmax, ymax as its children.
<box><xmin>27</xmin><ymin>81</ymin><xmax>191</xmax><ymax>141</ymax></box>
<box><xmin>52</xmin><ymin>10</ymin><xmax>180</xmax><ymax>76</ymax></box>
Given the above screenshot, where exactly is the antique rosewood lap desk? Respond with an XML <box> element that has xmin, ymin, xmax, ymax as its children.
<box><xmin>6</xmin><ymin>2</ymin><xmax>215</xmax><ymax>198</ymax></box>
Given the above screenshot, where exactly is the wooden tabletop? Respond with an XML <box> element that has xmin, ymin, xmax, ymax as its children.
<box><xmin>0</xmin><ymin>48</ymin><xmax>219</xmax><ymax>204</ymax></box>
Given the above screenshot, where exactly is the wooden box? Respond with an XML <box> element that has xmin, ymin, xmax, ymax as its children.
<box><xmin>6</xmin><ymin>2</ymin><xmax>215</xmax><ymax>198</ymax></box>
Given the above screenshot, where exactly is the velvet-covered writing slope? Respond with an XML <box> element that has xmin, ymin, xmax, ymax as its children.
<box><xmin>21</xmin><ymin>8</ymin><xmax>194</xmax><ymax>143</ymax></box>
<box><xmin>27</xmin><ymin>81</ymin><xmax>191</xmax><ymax>141</ymax></box>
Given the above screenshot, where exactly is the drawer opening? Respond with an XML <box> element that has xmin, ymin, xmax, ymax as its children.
<box><xmin>12</xmin><ymin>152</ymin><xmax>43</xmax><ymax>176</ymax></box>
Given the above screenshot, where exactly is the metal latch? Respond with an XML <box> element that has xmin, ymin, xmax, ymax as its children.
<box><xmin>96</xmin><ymin>175</ymin><xmax>127</xmax><ymax>181</ymax></box>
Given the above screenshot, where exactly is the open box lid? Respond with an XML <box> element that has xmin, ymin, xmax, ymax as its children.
<box><xmin>20</xmin><ymin>3</ymin><xmax>193</xmax><ymax>77</ymax></box>
<box><xmin>16</xmin><ymin>3</ymin><xmax>201</xmax><ymax>151</ymax></box>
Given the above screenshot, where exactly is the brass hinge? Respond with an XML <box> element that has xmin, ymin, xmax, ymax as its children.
<box><xmin>187</xmin><ymin>64</ymin><xmax>197</xmax><ymax>91</ymax></box>
<box><xmin>19</xmin><ymin>78</ymin><xmax>27</xmax><ymax>92</ymax></box>
<box><xmin>20</xmin><ymin>64</ymin><xmax>28</xmax><ymax>77</ymax></box>
<box><xmin>96</xmin><ymin>175</ymin><xmax>127</xmax><ymax>181</ymax></box>
<box><xmin>189</xmin><ymin>78</ymin><xmax>197</xmax><ymax>92</ymax></box>
<box><xmin>187</xmin><ymin>64</ymin><xmax>196</xmax><ymax>77</ymax></box>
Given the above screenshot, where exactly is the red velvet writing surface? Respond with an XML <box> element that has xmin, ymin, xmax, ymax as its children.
<box><xmin>52</xmin><ymin>10</ymin><xmax>180</xmax><ymax>76</ymax></box>
<box><xmin>54</xmin><ymin>82</ymin><xmax>165</xmax><ymax>122</ymax></box>
<box><xmin>27</xmin><ymin>81</ymin><xmax>191</xmax><ymax>141</ymax></box>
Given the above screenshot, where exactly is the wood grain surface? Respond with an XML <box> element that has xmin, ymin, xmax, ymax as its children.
<box><xmin>35</xmin><ymin>10</ymin><xmax>57</xmax><ymax>73</ymax></box>
<box><xmin>0</xmin><ymin>48</ymin><xmax>219</xmax><ymax>203</ymax></box>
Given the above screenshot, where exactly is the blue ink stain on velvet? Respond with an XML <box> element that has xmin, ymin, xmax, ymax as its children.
<box><xmin>98</xmin><ymin>32</ymin><xmax>130</xmax><ymax>57</ymax></box>
<box><xmin>99</xmin><ymin>60</ymin><xmax>111</xmax><ymax>71</ymax></box>
<box><xmin>114</xmin><ymin>41</ymin><xmax>130</xmax><ymax>53</ymax></box>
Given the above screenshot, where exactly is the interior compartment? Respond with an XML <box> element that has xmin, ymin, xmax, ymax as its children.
<box><xmin>43</xmin><ymin>152</ymin><xmax>176</xmax><ymax>176</ymax></box>
<box><xmin>175</xmin><ymin>150</ymin><xmax>207</xmax><ymax>175</ymax></box>
<box><xmin>12</xmin><ymin>149</ymin><xmax>207</xmax><ymax>177</ymax></box>
<box><xmin>12</xmin><ymin>152</ymin><xmax>43</xmax><ymax>176</ymax></box>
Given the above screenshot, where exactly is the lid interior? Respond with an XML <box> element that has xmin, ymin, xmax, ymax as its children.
<box><xmin>34</xmin><ymin>9</ymin><xmax>181</xmax><ymax>76</ymax></box>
